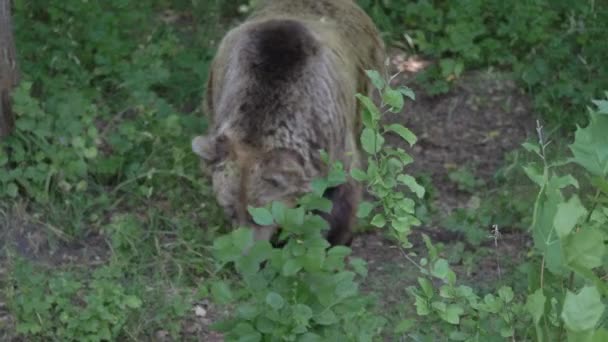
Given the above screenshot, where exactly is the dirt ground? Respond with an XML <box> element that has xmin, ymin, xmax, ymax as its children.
<box><xmin>0</xmin><ymin>50</ymin><xmax>537</xmax><ymax>341</ymax></box>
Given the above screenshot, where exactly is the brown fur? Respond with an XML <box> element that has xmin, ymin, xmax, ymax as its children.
<box><xmin>192</xmin><ymin>0</ymin><xmax>386</xmax><ymax>246</ymax></box>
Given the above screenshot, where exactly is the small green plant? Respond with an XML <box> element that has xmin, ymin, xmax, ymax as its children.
<box><xmin>210</xmin><ymin>162</ymin><xmax>386</xmax><ymax>340</ymax></box>
<box><xmin>0</xmin><ymin>82</ymin><xmax>100</xmax><ymax>203</ymax></box>
<box><xmin>401</xmin><ymin>235</ymin><xmax>527</xmax><ymax>340</ymax></box>
<box><xmin>442</xmin><ymin>205</ymin><xmax>491</xmax><ymax>247</ymax></box>
<box><xmin>351</xmin><ymin>70</ymin><xmax>425</xmax><ymax>248</ymax></box>
<box><xmin>448</xmin><ymin>166</ymin><xmax>485</xmax><ymax>193</ymax></box>
<box><xmin>520</xmin><ymin>95</ymin><xmax>608</xmax><ymax>341</ymax></box>
<box><xmin>8</xmin><ymin>261</ymin><xmax>142</xmax><ymax>342</ymax></box>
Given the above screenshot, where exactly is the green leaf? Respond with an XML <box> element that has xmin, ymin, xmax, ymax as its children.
<box><xmin>418</xmin><ymin>278</ymin><xmax>434</xmax><ymax>298</ymax></box>
<box><xmin>248</xmin><ymin>206</ymin><xmax>274</xmax><ymax>226</ymax></box>
<box><xmin>569</xmin><ymin>110</ymin><xmax>608</xmax><ymax>177</ymax></box>
<box><xmin>365</xmin><ymin>70</ymin><xmax>385</xmax><ymax>90</ymax></box>
<box><xmin>397</xmin><ymin>174</ymin><xmax>425</xmax><ymax>198</ymax></box>
<box><xmin>500</xmin><ymin>326</ymin><xmax>515</xmax><ymax>338</ymax></box>
<box><xmin>568</xmin><ymin>262</ymin><xmax>608</xmax><ymax>298</ymax></box>
<box><xmin>349</xmin><ymin>257</ymin><xmax>368</xmax><ymax>277</ymax></box>
<box><xmin>397</xmin><ymin>86</ymin><xmax>415</xmax><ymax>101</ymax></box>
<box><xmin>299</xmin><ymin>194</ymin><xmax>333</xmax><ymax>213</ymax></box>
<box><xmin>272</xmin><ymin>201</ymin><xmax>287</xmax><ymax>225</ymax></box>
<box><xmin>482</xmin><ymin>294</ymin><xmax>501</xmax><ymax>313</ymax></box>
<box><xmin>498</xmin><ymin>286</ymin><xmax>514</xmax><ymax>303</ymax></box>
<box><xmin>431</xmin><ymin>259</ymin><xmax>451</xmax><ymax>281</ymax></box>
<box><xmin>335</xmin><ymin>277</ymin><xmax>358</xmax><ymax>299</ymax></box>
<box><xmin>561</xmin><ymin>286</ymin><xmax>605</xmax><ymax>332</ymax></box>
<box><xmin>350</xmin><ymin>168</ymin><xmax>368</xmax><ymax>181</ymax></box>
<box><xmin>592</xmin><ymin>99</ymin><xmax>608</xmax><ymax>114</ymax></box>
<box><xmin>414</xmin><ymin>295</ymin><xmax>430</xmax><ymax>315</ymax></box>
<box><xmin>211</xmin><ymin>281</ymin><xmax>233</xmax><ymax>305</ymax></box>
<box><xmin>532</xmin><ymin>183</ymin><xmax>566</xmax><ymax>274</ymax></box>
<box><xmin>233</xmin><ymin>227</ymin><xmax>254</xmax><ymax>252</ymax></box>
<box><xmin>394</xmin><ymin>319</ymin><xmax>415</xmax><ymax>334</ymax></box>
<box><xmin>526</xmin><ymin>289</ymin><xmax>546</xmax><ymax>325</ymax></box>
<box><xmin>523</xmin><ymin>165</ymin><xmax>545</xmax><ymax>187</ymax></box>
<box><xmin>522</xmin><ymin>142</ymin><xmax>541</xmax><ymax>154</ymax></box>
<box><xmin>590</xmin><ymin>176</ymin><xmax>608</xmax><ymax>195</ymax></box>
<box><xmin>124</xmin><ymin>295</ymin><xmax>142</xmax><ymax>308</ymax></box>
<box><xmin>311</xmin><ymin>178</ymin><xmax>328</xmax><ymax>197</ymax></box>
<box><xmin>293</xmin><ymin>304</ymin><xmax>313</xmax><ymax>324</ymax></box>
<box><xmin>83</xmin><ymin>147</ymin><xmax>98</xmax><ymax>159</ymax></box>
<box><xmin>16</xmin><ymin>322</ymin><xmax>42</xmax><ymax>334</ymax></box>
<box><xmin>355</xmin><ymin>94</ymin><xmax>381</xmax><ymax>127</ymax></box>
<box><xmin>591</xmin><ymin>329</ymin><xmax>608</xmax><ymax>342</ymax></box>
<box><xmin>370</xmin><ymin>213</ymin><xmax>386</xmax><ymax>228</ymax></box>
<box><xmin>385</xmin><ymin>124</ymin><xmax>417</xmax><ymax>147</ymax></box>
<box><xmin>554</xmin><ymin>195</ymin><xmax>587</xmax><ymax>238</ymax></box>
<box><xmin>302</xmin><ymin>247</ymin><xmax>326</xmax><ymax>272</ymax></box>
<box><xmin>564</xmin><ymin>228</ymin><xmax>606</xmax><ymax>269</ymax></box>
<box><xmin>440</xmin><ymin>304</ymin><xmax>464</xmax><ymax>324</ymax></box>
<box><xmin>282</xmin><ymin>259</ymin><xmax>302</xmax><ymax>276</ymax></box>
<box><xmin>6</xmin><ymin>182</ymin><xmax>18</xmax><ymax>198</ymax></box>
<box><xmin>382</xmin><ymin>88</ymin><xmax>404</xmax><ymax>112</ymax></box>
<box><xmin>285</xmin><ymin>206</ymin><xmax>306</xmax><ymax>228</ymax></box>
<box><xmin>71</xmin><ymin>136</ymin><xmax>86</xmax><ymax>149</ymax></box>
<box><xmin>356</xmin><ymin>201</ymin><xmax>375</xmax><ymax>218</ymax></box>
<box><xmin>360</xmin><ymin>128</ymin><xmax>384</xmax><ymax>154</ymax></box>
<box><xmin>328</xmin><ymin>246</ymin><xmax>351</xmax><ymax>258</ymax></box>
<box><xmin>265</xmin><ymin>292</ymin><xmax>285</xmax><ymax>310</ymax></box>
<box><xmin>315</xmin><ymin>309</ymin><xmax>338</xmax><ymax>325</ymax></box>
<box><xmin>238</xmin><ymin>241</ymin><xmax>272</xmax><ymax>275</ymax></box>
<box><xmin>553</xmin><ymin>174</ymin><xmax>580</xmax><ymax>190</ymax></box>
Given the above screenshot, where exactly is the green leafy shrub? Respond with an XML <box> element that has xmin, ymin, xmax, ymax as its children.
<box><xmin>351</xmin><ymin>70</ymin><xmax>424</xmax><ymax>248</ymax></box>
<box><xmin>403</xmin><ymin>235</ymin><xmax>528</xmax><ymax>340</ymax></box>
<box><xmin>520</xmin><ymin>94</ymin><xmax>608</xmax><ymax>340</ymax></box>
<box><xmin>210</xmin><ymin>167</ymin><xmax>387</xmax><ymax>340</ymax></box>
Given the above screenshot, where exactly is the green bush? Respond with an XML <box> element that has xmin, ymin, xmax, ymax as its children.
<box><xmin>359</xmin><ymin>0</ymin><xmax>608</xmax><ymax>129</ymax></box>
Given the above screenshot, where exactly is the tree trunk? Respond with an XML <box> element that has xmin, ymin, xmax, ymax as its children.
<box><xmin>0</xmin><ymin>0</ymin><xmax>19</xmax><ymax>138</ymax></box>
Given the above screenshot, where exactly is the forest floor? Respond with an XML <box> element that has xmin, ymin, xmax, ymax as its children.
<box><xmin>0</xmin><ymin>47</ymin><xmax>538</xmax><ymax>341</ymax></box>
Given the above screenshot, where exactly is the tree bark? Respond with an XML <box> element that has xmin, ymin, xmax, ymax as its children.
<box><xmin>0</xmin><ymin>0</ymin><xmax>19</xmax><ymax>138</ymax></box>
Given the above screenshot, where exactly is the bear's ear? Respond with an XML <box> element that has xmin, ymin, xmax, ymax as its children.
<box><xmin>192</xmin><ymin>133</ymin><xmax>230</xmax><ymax>163</ymax></box>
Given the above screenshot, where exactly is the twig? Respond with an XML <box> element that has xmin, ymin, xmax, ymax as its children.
<box><xmin>490</xmin><ymin>224</ymin><xmax>502</xmax><ymax>281</ymax></box>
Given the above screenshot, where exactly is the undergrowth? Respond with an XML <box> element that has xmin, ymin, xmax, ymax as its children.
<box><xmin>359</xmin><ymin>0</ymin><xmax>608</xmax><ymax>130</ymax></box>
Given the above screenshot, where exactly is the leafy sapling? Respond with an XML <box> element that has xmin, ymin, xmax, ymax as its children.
<box><xmin>352</xmin><ymin>70</ymin><xmax>424</xmax><ymax>248</ymax></box>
